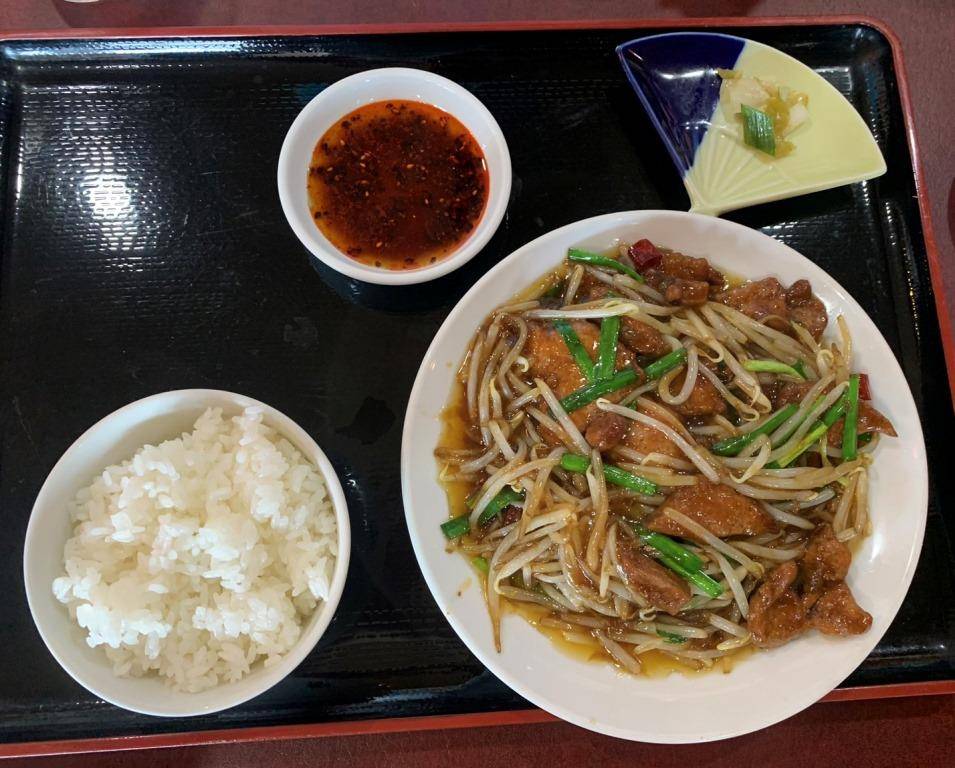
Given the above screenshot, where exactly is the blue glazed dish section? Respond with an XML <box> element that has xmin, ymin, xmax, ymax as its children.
<box><xmin>616</xmin><ymin>33</ymin><xmax>746</xmax><ymax>178</ymax></box>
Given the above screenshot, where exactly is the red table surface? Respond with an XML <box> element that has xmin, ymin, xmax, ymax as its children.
<box><xmin>2</xmin><ymin>1</ymin><xmax>954</xmax><ymax>766</ymax></box>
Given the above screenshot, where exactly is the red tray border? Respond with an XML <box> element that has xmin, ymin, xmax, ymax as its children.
<box><xmin>0</xmin><ymin>14</ymin><xmax>952</xmax><ymax>758</ymax></box>
<box><xmin>0</xmin><ymin>680</ymin><xmax>951</xmax><ymax>759</ymax></box>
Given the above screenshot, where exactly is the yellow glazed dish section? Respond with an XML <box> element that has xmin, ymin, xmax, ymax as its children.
<box><xmin>685</xmin><ymin>42</ymin><xmax>887</xmax><ymax>216</ymax></box>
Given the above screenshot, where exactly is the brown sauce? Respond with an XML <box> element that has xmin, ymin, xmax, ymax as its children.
<box><xmin>307</xmin><ymin>100</ymin><xmax>489</xmax><ymax>270</ymax></box>
<box><xmin>507</xmin><ymin>603</ymin><xmax>754</xmax><ymax>678</ymax></box>
<box><xmin>437</xmin><ymin>382</ymin><xmax>476</xmax><ymax>520</ymax></box>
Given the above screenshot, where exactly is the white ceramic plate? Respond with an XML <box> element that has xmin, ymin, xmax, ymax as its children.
<box><xmin>24</xmin><ymin>390</ymin><xmax>351</xmax><ymax>717</ymax></box>
<box><xmin>401</xmin><ymin>211</ymin><xmax>927</xmax><ymax>743</ymax></box>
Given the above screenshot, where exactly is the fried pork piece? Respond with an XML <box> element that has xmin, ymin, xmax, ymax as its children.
<box><xmin>770</xmin><ymin>379</ymin><xmax>815</xmax><ymax>408</ymax></box>
<box><xmin>585</xmin><ymin>412</ymin><xmax>630</xmax><ymax>451</ymax></box>
<box><xmin>576</xmin><ymin>279</ymin><xmax>670</xmax><ymax>356</ymax></box>
<box><xmin>748</xmin><ymin>561</ymin><xmax>808</xmax><ymax>648</ymax></box>
<box><xmin>666</xmin><ymin>370</ymin><xmax>727</xmax><ymax>418</ymax></box>
<box><xmin>751</xmin><ymin>525</ymin><xmax>872</xmax><ymax>648</ymax></box>
<box><xmin>784</xmin><ymin>279</ymin><xmax>828</xmax><ymax>340</ymax></box>
<box><xmin>525</xmin><ymin>320</ymin><xmax>641</xmax><ymax>450</ymax></box>
<box><xmin>655</xmin><ymin>278</ymin><xmax>710</xmax><ymax>307</ymax></box>
<box><xmin>717</xmin><ymin>276</ymin><xmax>829</xmax><ymax>340</ymax></box>
<box><xmin>615</xmin><ymin>538</ymin><xmax>690</xmax><ymax>615</ymax></box>
<box><xmin>720</xmin><ymin>277</ymin><xmax>788</xmax><ymax>327</ymax></box>
<box><xmin>656</xmin><ymin>251</ymin><xmax>726</xmax><ymax>284</ymax></box>
<box><xmin>642</xmin><ymin>250</ymin><xmax>725</xmax><ymax>308</ymax></box>
<box><xmin>808</xmin><ymin>582</ymin><xmax>873</xmax><ymax>636</ymax></box>
<box><xmin>620</xmin><ymin>317</ymin><xmax>671</xmax><ymax>357</ymax></box>
<box><xmin>618</xmin><ymin>420</ymin><xmax>684</xmax><ymax>460</ymax></box>
<box><xmin>800</xmin><ymin>523</ymin><xmax>850</xmax><ymax>599</ymax></box>
<box><xmin>644</xmin><ymin>481</ymin><xmax>777</xmax><ymax>542</ymax></box>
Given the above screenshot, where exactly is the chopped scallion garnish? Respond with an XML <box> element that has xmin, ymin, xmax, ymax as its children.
<box><xmin>553</xmin><ymin>319</ymin><xmax>595</xmax><ymax>382</ymax></box>
<box><xmin>842</xmin><ymin>374</ymin><xmax>861</xmax><ymax>461</ymax></box>
<box><xmin>559</xmin><ymin>347</ymin><xmax>687</xmax><ymax>413</ymax></box>
<box><xmin>477</xmin><ymin>487</ymin><xmax>525</xmax><ymax>527</ymax></box>
<box><xmin>630</xmin><ymin>524</ymin><xmax>703</xmax><ymax>572</ymax></box>
<box><xmin>741</xmin><ymin>104</ymin><xmax>776</xmax><ymax>156</ymax></box>
<box><xmin>657</xmin><ymin>554</ymin><xmax>724</xmax><ymax>599</ymax></box>
<box><xmin>595</xmin><ymin>316</ymin><xmax>621</xmax><ymax>380</ymax></box>
<box><xmin>768</xmin><ymin>393</ymin><xmax>849</xmax><ymax>468</ymax></box>
<box><xmin>643</xmin><ymin>347</ymin><xmax>688</xmax><ymax>381</ymax></box>
<box><xmin>560</xmin><ymin>453</ymin><xmax>658</xmax><ymax>495</ymax></box>
<box><xmin>743</xmin><ymin>359</ymin><xmax>805</xmax><ymax>379</ymax></box>
<box><xmin>710</xmin><ymin>403</ymin><xmax>799</xmax><ymax>457</ymax></box>
<box><xmin>567</xmin><ymin>248</ymin><xmax>644</xmax><ymax>283</ymax></box>
<box><xmin>559</xmin><ymin>368</ymin><xmax>637</xmax><ymax>412</ymax></box>
<box><xmin>440</xmin><ymin>514</ymin><xmax>471</xmax><ymax>540</ymax></box>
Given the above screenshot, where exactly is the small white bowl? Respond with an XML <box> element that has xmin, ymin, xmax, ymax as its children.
<box><xmin>277</xmin><ymin>67</ymin><xmax>511</xmax><ymax>285</ymax></box>
<box><xmin>23</xmin><ymin>389</ymin><xmax>351</xmax><ymax>717</ymax></box>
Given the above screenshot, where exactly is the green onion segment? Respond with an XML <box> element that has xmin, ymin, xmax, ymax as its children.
<box><xmin>560</xmin><ymin>453</ymin><xmax>657</xmax><ymax>496</ymax></box>
<box><xmin>743</xmin><ymin>359</ymin><xmax>806</xmax><ymax>379</ymax></box>
<box><xmin>553</xmin><ymin>319</ymin><xmax>595</xmax><ymax>382</ymax></box>
<box><xmin>741</xmin><ymin>104</ymin><xmax>776</xmax><ymax>155</ymax></box>
<box><xmin>842</xmin><ymin>374</ymin><xmax>861</xmax><ymax>461</ymax></box>
<box><xmin>567</xmin><ymin>248</ymin><xmax>645</xmax><ymax>282</ymax></box>
<box><xmin>710</xmin><ymin>404</ymin><xmax>798</xmax><ymax>457</ymax></box>
<box><xmin>595</xmin><ymin>316</ymin><xmax>621</xmax><ymax>380</ymax></box>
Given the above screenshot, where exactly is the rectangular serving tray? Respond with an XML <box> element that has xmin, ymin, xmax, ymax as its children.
<box><xmin>1</xmin><ymin>16</ymin><xmax>952</xmax><ymax>757</ymax></box>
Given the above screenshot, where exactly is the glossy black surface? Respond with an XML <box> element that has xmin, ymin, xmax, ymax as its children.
<box><xmin>0</xmin><ymin>25</ymin><xmax>952</xmax><ymax>744</ymax></box>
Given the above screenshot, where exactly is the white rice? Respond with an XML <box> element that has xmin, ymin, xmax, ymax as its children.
<box><xmin>52</xmin><ymin>406</ymin><xmax>338</xmax><ymax>692</ymax></box>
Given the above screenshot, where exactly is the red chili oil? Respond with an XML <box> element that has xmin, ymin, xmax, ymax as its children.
<box><xmin>307</xmin><ymin>100</ymin><xmax>489</xmax><ymax>270</ymax></box>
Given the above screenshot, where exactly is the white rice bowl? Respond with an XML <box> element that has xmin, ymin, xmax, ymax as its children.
<box><xmin>51</xmin><ymin>406</ymin><xmax>338</xmax><ymax>693</ymax></box>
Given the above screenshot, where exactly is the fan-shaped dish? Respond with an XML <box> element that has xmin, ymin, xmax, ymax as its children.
<box><xmin>617</xmin><ymin>33</ymin><xmax>886</xmax><ymax>215</ymax></box>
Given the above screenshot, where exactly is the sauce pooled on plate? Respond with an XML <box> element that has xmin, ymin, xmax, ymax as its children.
<box><xmin>307</xmin><ymin>100</ymin><xmax>489</xmax><ymax>270</ymax></box>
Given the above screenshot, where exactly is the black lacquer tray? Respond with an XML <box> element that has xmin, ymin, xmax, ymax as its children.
<box><xmin>1</xmin><ymin>18</ymin><xmax>952</xmax><ymax>752</ymax></box>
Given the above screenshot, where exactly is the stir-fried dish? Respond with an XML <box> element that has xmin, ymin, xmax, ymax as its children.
<box><xmin>436</xmin><ymin>238</ymin><xmax>895</xmax><ymax>675</ymax></box>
